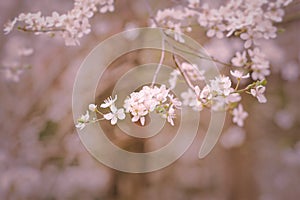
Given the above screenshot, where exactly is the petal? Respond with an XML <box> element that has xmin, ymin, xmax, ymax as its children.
<box><xmin>244</xmin><ymin>40</ymin><xmax>252</xmax><ymax>48</ymax></box>
<box><xmin>140</xmin><ymin>116</ymin><xmax>145</xmax><ymax>126</ymax></box>
<box><xmin>110</xmin><ymin>104</ymin><xmax>117</xmax><ymax>113</ymax></box>
<box><xmin>100</xmin><ymin>102</ymin><xmax>110</xmax><ymax>108</ymax></box>
<box><xmin>117</xmin><ymin>109</ymin><xmax>126</xmax><ymax>120</ymax></box>
<box><xmin>207</xmin><ymin>29</ymin><xmax>215</xmax><ymax>37</ymax></box>
<box><xmin>104</xmin><ymin>113</ymin><xmax>114</xmax><ymax>120</ymax></box>
<box><xmin>132</xmin><ymin>115</ymin><xmax>139</xmax><ymax>122</ymax></box>
<box><xmin>111</xmin><ymin>117</ymin><xmax>118</xmax><ymax>125</ymax></box>
<box><xmin>89</xmin><ymin>104</ymin><xmax>97</xmax><ymax>112</ymax></box>
<box><xmin>250</xmin><ymin>89</ymin><xmax>256</xmax><ymax>97</ymax></box>
<box><xmin>257</xmin><ymin>95</ymin><xmax>267</xmax><ymax>103</ymax></box>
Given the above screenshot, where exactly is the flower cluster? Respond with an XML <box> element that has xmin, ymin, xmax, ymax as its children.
<box><xmin>153</xmin><ymin>7</ymin><xmax>197</xmax><ymax>42</ymax></box>
<box><xmin>76</xmin><ymin>85</ymin><xmax>182</xmax><ymax>130</ymax></box>
<box><xmin>124</xmin><ymin>85</ymin><xmax>181</xmax><ymax>126</ymax></box>
<box><xmin>4</xmin><ymin>0</ymin><xmax>115</xmax><ymax>45</ymax></box>
<box><xmin>231</xmin><ymin>48</ymin><xmax>270</xmax><ymax>80</ymax></box>
<box><xmin>150</xmin><ymin>0</ymin><xmax>293</xmax><ymax>127</ymax></box>
<box><xmin>179</xmin><ymin>66</ymin><xmax>266</xmax><ymax>127</ymax></box>
<box><xmin>155</xmin><ymin>0</ymin><xmax>292</xmax><ymax>47</ymax></box>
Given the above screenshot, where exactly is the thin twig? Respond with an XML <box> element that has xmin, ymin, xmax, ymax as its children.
<box><xmin>151</xmin><ymin>35</ymin><xmax>165</xmax><ymax>87</ymax></box>
<box><xmin>17</xmin><ymin>26</ymin><xmax>65</xmax><ymax>33</ymax></box>
<box><xmin>172</xmin><ymin>54</ymin><xmax>195</xmax><ymax>90</ymax></box>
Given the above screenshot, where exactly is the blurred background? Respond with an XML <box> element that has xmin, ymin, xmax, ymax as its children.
<box><xmin>0</xmin><ymin>0</ymin><xmax>300</xmax><ymax>199</ymax></box>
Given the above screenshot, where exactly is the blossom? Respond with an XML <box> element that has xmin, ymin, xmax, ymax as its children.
<box><xmin>206</xmin><ymin>24</ymin><xmax>226</xmax><ymax>39</ymax></box>
<box><xmin>166</xmin><ymin>105</ymin><xmax>176</xmax><ymax>126</ymax></box>
<box><xmin>99</xmin><ymin>0</ymin><xmax>115</xmax><ymax>13</ymax></box>
<box><xmin>200</xmin><ymin>85</ymin><xmax>212</xmax><ymax>101</ymax></box>
<box><xmin>248</xmin><ymin>48</ymin><xmax>271</xmax><ymax>80</ymax></box>
<box><xmin>251</xmin><ymin>62</ymin><xmax>270</xmax><ymax>80</ymax></box>
<box><xmin>100</xmin><ymin>95</ymin><xmax>117</xmax><ymax>108</ymax></box>
<box><xmin>232</xmin><ymin>104</ymin><xmax>248</xmax><ymax>127</ymax></box>
<box><xmin>103</xmin><ymin>105</ymin><xmax>125</xmax><ymax>125</ymax></box>
<box><xmin>76</xmin><ymin>111</ymin><xmax>90</xmax><ymax>130</ymax></box>
<box><xmin>210</xmin><ymin>75</ymin><xmax>232</xmax><ymax>96</ymax></box>
<box><xmin>251</xmin><ymin>85</ymin><xmax>267</xmax><ymax>103</ymax></box>
<box><xmin>226</xmin><ymin>92</ymin><xmax>241</xmax><ymax>103</ymax></box>
<box><xmin>181</xmin><ymin>88</ymin><xmax>197</xmax><ymax>106</ymax></box>
<box><xmin>231</xmin><ymin>51</ymin><xmax>248</xmax><ymax>67</ymax></box>
<box><xmin>230</xmin><ymin>70</ymin><xmax>250</xmax><ymax>79</ymax></box>
<box><xmin>88</xmin><ymin>104</ymin><xmax>97</xmax><ymax>112</ymax></box>
<box><xmin>168</xmin><ymin>94</ymin><xmax>182</xmax><ymax>109</ymax></box>
<box><xmin>240</xmin><ymin>29</ymin><xmax>262</xmax><ymax>48</ymax></box>
<box><xmin>130</xmin><ymin>105</ymin><xmax>148</xmax><ymax>126</ymax></box>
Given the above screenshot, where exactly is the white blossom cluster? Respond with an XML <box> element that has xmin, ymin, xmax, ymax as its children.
<box><xmin>154</xmin><ymin>0</ymin><xmax>292</xmax><ymax>45</ymax></box>
<box><xmin>167</xmin><ymin>59</ymin><xmax>267</xmax><ymax>127</ymax></box>
<box><xmin>4</xmin><ymin>0</ymin><xmax>115</xmax><ymax>45</ymax></box>
<box><xmin>76</xmin><ymin>85</ymin><xmax>182</xmax><ymax>129</ymax></box>
<box><xmin>231</xmin><ymin>48</ymin><xmax>271</xmax><ymax>81</ymax></box>
<box><xmin>124</xmin><ymin>85</ymin><xmax>181</xmax><ymax>126</ymax></box>
<box><xmin>152</xmin><ymin>0</ymin><xmax>294</xmax><ymax>127</ymax></box>
<box><xmin>153</xmin><ymin>0</ymin><xmax>293</xmax><ymax>84</ymax></box>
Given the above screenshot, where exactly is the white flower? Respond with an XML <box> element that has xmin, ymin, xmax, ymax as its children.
<box><xmin>232</xmin><ymin>104</ymin><xmax>248</xmax><ymax>127</ymax></box>
<box><xmin>240</xmin><ymin>29</ymin><xmax>262</xmax><ymax>48</ymax></box>
<box><xmin>103</xmin><ymin>105</ymin><xmax>125</xmax><ymax>125</ymax></box>
<box><xmin>161</xmin><ymin>105</ymin><xmax>176</xmax><ymax>126</ymax></box>
<box><xmin>230</xmin><ymin>70</ymin><xmax>250</xmax><ymax>79</ymax></box>
<box><xmin>210</xmin><ymin>75</ymin><xmax>232</xmax><ymax>96</ymax></box>
<box><xmin>76</xmin><ymin>111</ymin><xmax>90</xmax><ymax>130</ymax></box>
<box><xmin>226</xmin><ymin>92</ymin><xmax>241</xmax><ymax>103</ymax></box>
<box><xmin>248</xmin><ymin>48</ymin><xmax>270</xmax><ymax>80</ymax></box>
<box><xmin>99</xmin><ymin>0</ymin><xmax>115</xmax><ymax>13</ymax></box>
<box><xmin>231</xmin><ymin>51</ymin><xmax>248</xmax><ymax>67</ymax></box>
<box><xmin>206</xmin><ymin>24</ymin><xmax>226</xmax><ymax>39</ymax></box>
<box><xmin>131</xmin><ymin>107</ymin><xmax>147</xmax><ymax>126</ymax></box>
<box><xmin>200</xmin><ymin>85</ymin><xmax>212</xmax><ymax>101</ymax></box>
<box><xmin>251</xmin><ymin>85</ymin><xmax>267</xmax><ymax>103</ymax></box>
<box><xmin>181</xmin><ymin>88</ymin><xmax>196</xmax><ymax>106</ymax></box>
<box><xmin>100</xmin><ymin>95</ymin><xmax>117</xmax><ymax>108</ymax></box>
<box><xmin>190</xmin><ymin>99</ymin><xmax>203</xmax><ymax>111</ymax></box>
<box><xmin>88</xmin><ymin>104</ymin><xmax>97</xmax><ymax>112</ymax></box>
<box><xmin>166</xmin><ymin>105</ymin><xmax>176</xmax><ymax>126</ymax></box>
<box><xmin>168</xmin><ymin>94</ymin><xmax>182</xmax><ymax>109</ymax></box>
<box><xmin>251</xmin><ymin>63</ymin><xmax>270</xmax><ymax>80</ymax></box>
